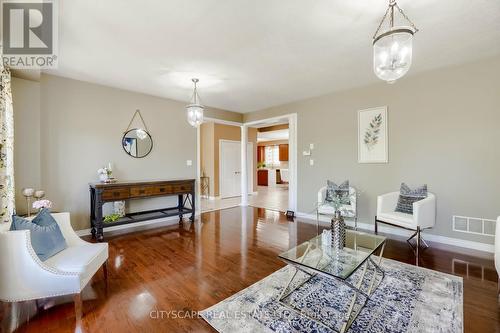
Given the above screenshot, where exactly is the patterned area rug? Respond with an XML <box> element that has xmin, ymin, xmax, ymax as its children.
<box><xmin>201</xmin><ymin>258</ymin><xmax>463</xmax><ymax>332</ymax></box>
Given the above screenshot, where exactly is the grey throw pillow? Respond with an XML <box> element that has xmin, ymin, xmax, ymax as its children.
<box><xmin>10</xmin><ymin>209</ymin><xmax>67</xmax><ymax>261</ymax></box>
<box><xmin>395</xmin><ymin>183</ymin><xmax>427</xmax><ymax>215</ymax></box>
<box><xmin>325</xmin><ymin>180</ymin><xmax>350</xmax><ymax>204</ymax></box>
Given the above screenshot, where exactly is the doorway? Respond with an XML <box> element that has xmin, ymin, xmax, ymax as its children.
<box><xmin>197</xmin><ymin>114</ymin><xmax>297</xmax><ymax>214</ymax></box>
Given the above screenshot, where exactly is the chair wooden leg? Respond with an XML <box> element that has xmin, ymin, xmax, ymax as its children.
<box><xmin>1</xmin><ymin>302</ymin><xmax>12</xmax><ymax>332</ymax></box>
<box><xmin>103</xmin><ymin>260</ymin><xmax>108</xmax><ymax>283</ymax></box>
<box><xmin>374</xmin><ymin>217</ymin><xmax>378</xmax><ymax>234</ymax></box>
<box><xmin>73</xmin><ymin>293</ymin><xmax>82</xmax><ymax>324</ymax></box>
<box><xmin>498</xmin><ymin>277</ymin><xmax>500</xmax><ymax>295</ymax></box>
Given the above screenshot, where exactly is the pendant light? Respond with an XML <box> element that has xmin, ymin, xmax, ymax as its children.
<box><xmin>373</xmin><ymin>0</ymin><xmax>418</xmax><ymax>83</ymax></box>
<box><xmin>186</xmin><ymin>78</ymin><xmax>204</xmax><ymax>127</ymax></box>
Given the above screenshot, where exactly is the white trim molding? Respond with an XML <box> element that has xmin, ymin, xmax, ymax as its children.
<box><xmin>296</xmin><ymin>212</ymin><xmax>495</xmax><ymax>253</ymax></box>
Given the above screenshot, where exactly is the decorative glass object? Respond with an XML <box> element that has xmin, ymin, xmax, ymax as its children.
<box><xmin>22</xmin><ymin>188</ymin><xmax>35</xmax><ymax>217</ymax></box>
<box><xmin>114</xmin><ymin>201</ymin><xmax>126</xmax><ymax>217</ymax></box>
<box><xmin>331</xmin><ymin>210</ymin><xmax>346</xmax><ymax>251</ymax></box>
<box><xmin>373</xmin><ymin>0</ymin><xmax>418</xmax><ymax>83</ymax></box>
<box><xmin>186</xmin><ymin>78</ymin><xmax>204</xmax><ymax>127</ymax></box>
<box><xmin>34</xmin><ymin>190</ymin><xmax>45</xmax><ymax>200</ymax></box>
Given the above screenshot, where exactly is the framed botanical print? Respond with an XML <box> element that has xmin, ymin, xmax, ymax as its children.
<box><xmin>358</xmin><ymin>106</ymin><xmax>388</xmax><ymax>163</ymax></box>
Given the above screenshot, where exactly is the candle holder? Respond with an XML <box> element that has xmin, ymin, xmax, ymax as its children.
<box><xmin>22</xmin><ymin>188</ymin><xmax>35</xmax><ymax>217</ymax></box>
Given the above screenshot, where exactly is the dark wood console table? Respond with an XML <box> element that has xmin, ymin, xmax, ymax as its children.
<box><xmin>89</xmin><ymin>179</ymin><xmax>195</xmax><ymax>241</ymax></box>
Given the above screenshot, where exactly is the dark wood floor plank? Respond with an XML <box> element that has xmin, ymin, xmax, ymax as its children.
<box><xmin>0</xmin><ymin>206</ymin><xmax>497</xmax><ymax>332</ymax></box>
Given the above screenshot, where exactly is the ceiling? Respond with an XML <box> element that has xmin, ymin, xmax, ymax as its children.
<box><xmin>257</xmin><ymin>129</ymin><xmax>289</xmax><ymax>142</ymax></box>
<box><xmin>46</xmin><ymin>0</ymin><xmax>500</xmax><ymax>113</ymax></box>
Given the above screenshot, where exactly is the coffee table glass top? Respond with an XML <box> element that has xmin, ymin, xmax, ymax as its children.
<box><xmin>279</xmin><ymin>230</ymin><xmax>386</xmax><ymax>280</ymax></box>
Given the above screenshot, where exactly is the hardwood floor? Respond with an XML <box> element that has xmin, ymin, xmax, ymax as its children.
<box><xmin>1</xmin><ymin>206</ymin><xmax>498</xmax><ymax>332</ymax></box>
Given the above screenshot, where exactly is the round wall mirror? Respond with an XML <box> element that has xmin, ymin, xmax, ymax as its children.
<box><xmin>122</xmin><ymin>128</ymin><xmax>153</xmax><ymax>158</ymax></box>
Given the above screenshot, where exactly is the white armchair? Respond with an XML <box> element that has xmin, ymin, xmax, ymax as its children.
<box><xmin>0</xmin><ymin>212</ymin><xmax>108</xmax><ymax>322</ymax></box>
<box><xmin>495</xmin><ymin>216</ymin><xmax>500</xmax><ymax>294</ymax></box>
<box><xmin>317</xmin><ymin>186</ymin><xmax>358</xmax><ymax>229</ymax></box>
<box><xmin>375</xmin><ymin>191</ymin><xmax>436</xmax><ymax>249</ymax></box>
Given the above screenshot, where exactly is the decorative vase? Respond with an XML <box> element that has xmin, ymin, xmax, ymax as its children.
<box><xmin>99</xmin><ymin>173</ymin><xmax>108</xmax><ymax>182</ymax></box>
<box><xmin>114</xmin><ymin>201</ymin><xmax>126</xmax><ymax>217</ymax></box>
<box><xmin>331</xmin><ymin>210</ymin><xmax>346</xmax><ymax>251</ymax></box>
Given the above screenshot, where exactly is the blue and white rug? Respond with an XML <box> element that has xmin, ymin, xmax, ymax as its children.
<box><xmin>201</xmin><ymin>258</ymin><xmax>463</xmax><ymax>332</ymax></box>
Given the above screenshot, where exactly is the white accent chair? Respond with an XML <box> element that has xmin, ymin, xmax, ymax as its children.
<box><xmin>317</xmin><ymin>186</ymin><xmax>358</xmax><ymax>229</ymax></box>
<box><xmin>0</xmin><ymin>212</ymin><xmax>108</xmax><ymax>322</ymax></box>
<box><xmin>375</xmin><ymin>191</ymin><xmax>436</xmax><ymax>250</ymax></box>
<box><xmin>495</xmin><ymin>216</ymin><xmax>500</xmax><ymax>294</ymax></box>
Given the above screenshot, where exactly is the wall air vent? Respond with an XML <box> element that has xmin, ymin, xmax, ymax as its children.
<box><xmin>452</xmin><ymin>215</ymin><xmax>496</xmax><ymax>237</ymax></box>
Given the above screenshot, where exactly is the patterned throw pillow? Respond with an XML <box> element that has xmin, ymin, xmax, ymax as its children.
<box><xmin>395</xmin><ymin>183</ymin><xmax>427</xmax><ymax>215</ymax></box>
<box><xmin>324</xmin><ymin>180</ymin><xmax>350</xmax><ymax>204</ymax></box>
<box><xmin>10</xmin><ymin>209</ymin><xmax>67</xmax><ymax>261</ymax></box>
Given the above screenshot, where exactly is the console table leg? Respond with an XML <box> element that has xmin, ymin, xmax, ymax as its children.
<box><xmin>178</xmin><ymin>194</ymin><xmax>184</xmax><ymax>223</ymax></box>
<box><xmin>190</xmin><ymin>191</ymin><xmax>195</xmax><ymax>221</ymax></box>
<box><xmin>95</xmin><ymin>189</ymin><xmax>104</xmax><ymax>242</ymax></box>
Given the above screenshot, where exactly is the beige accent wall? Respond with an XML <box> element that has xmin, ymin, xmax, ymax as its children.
<box><xmin>200</xmin><ymin>122</ymin><xmax>215</xmax><ymax>196</ymax></box>
<box><xmin>12</xmin><ymin>78</ymin><xmax>41</xmax><ymax>215</ymax></box>
<box><xmin>200</xmin><ymin>122</ymin><xmax>257</xmax><ymax>197</ymax></box>
<box><xmin>258</xmin><ymin>124</ymin><xmax>289</xmax><ymax>132</ymax></box>
<box><xmin>12</xmin><ymin>74</ymin><xmax>242</xmax><ymax>230</ymax></box>
<box><xmin>243</xmin><ymin>56</ymin><xmax>500</xmax><ymax>245</ymax></box>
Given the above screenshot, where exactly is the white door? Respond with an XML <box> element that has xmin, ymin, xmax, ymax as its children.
<box><xmin>220</xmin><ymin>141</ymin><xmax>253</xmax><ymax>199</ymax></box>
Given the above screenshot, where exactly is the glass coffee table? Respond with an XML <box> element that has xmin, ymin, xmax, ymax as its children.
<box><xmin>278</xmin><ymin>230</ymin><xmax>386</xmax><ymax>333</ymax></box>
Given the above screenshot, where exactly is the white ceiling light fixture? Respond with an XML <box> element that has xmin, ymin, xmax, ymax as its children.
<box><xmin>186</xmin><ymin>78</ymin><xmax>204</xmax><ymax>127</ymax></box>
<box><xmin>373</xmin><ymin>0</ymin><xmax>419</xmax><ymax>83</ymax></box>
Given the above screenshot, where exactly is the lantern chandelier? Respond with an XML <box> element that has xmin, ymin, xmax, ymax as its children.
<box><xmin>373</xmin><ymin>0</ymin><xmax>419</xmax><ymax>83</ymax></box>
<box><xmin>186</xmin><ymin>78</ymin><xmax>204</xmax><ymax>127</ymax></box>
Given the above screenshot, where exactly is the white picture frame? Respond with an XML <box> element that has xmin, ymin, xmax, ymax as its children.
<box><xmin>358</xmin><ymin>106</ymin><xmax>388</xmax><ymax>163</ymax></box>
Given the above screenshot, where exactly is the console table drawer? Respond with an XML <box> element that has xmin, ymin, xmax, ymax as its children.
<box><xmin>174</xmin><ymin>184</ymin><xmax>192</xmax><ymax>192</ymax></box>
<box><xmin>154</xmin><ymin>185</ymin><xmax>174</xmax><ymax>195</ymax></box>
<box><xmin>101</xmin><ymin>188</ymin><xmax>130</xmax><ymax>201</ymax></box>
<box><xmin>130</xmin><ymin>186</ymin><xmax>156</xmax><ymax>197</ymax></box>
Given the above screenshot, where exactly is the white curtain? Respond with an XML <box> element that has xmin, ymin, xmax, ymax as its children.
<box><xmin>0</xmin><ymin>67</ymin><xmax>14</xmax><ymax>223</ymax></box>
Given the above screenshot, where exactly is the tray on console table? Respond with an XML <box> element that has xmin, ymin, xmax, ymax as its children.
<box><xmin>89</xmin><ymin>179</ymin><xmax>195</xmax><ymax>241</ymax></box>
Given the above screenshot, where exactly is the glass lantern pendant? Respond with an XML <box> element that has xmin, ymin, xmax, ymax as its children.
<box><xmin>186</xmin><ymin>78</ymin><xmax>204</xmax><ymax>127</ymax></box>
<box><xmin>373</xmin><ymin>0</ymin><xmax>418</xmax><ymax>83</ymax></box>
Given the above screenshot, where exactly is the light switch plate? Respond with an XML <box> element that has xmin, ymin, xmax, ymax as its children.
<box><xmin>186</xmin><ymin>160</ymin><xmax>192</xmax><ymax>166</ymax></box>
<box><xmin>310</xmin><ymin>159</ymin><xmax>314</xmax><ymax>166</ymax></box>
<box><xmin>309</xmin><ymin>143</ymin><xmax>314</xmax><ymax>150</ymax></box>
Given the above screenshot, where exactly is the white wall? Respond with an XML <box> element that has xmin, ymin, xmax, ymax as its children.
<box><xmin>244</xmin><ymin>56</ymin><xmax>500</xmax><ymax>245</ymax></box>
<box><xmin>12</xmin><ymin>74</ymin><xmax>242</xmax><ymax>230</ymax></box>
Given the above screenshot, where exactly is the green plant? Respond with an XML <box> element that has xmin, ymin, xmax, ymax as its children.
<box><xmin>364</xmin><ymin>113</ymin><xmax>382</xmax><ymax>150</ymax></box>
<box><xmin>103</xmin><ymin>213</ymin><xmax>121</xmax><ymax>223</ymax></box>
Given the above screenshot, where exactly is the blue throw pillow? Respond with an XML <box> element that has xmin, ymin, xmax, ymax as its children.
<box><xmin>10</xmin><ymin>210</ymin><xmax>67</xmax><ymax>261</ymax></box>
<box><xmin>31</xmin><ymin>208</ymin><xmax>58</xmax><ymax>226</ymax></box>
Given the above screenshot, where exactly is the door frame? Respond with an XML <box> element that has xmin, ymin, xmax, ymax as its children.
<box><xmin>244</xmin><ymin>113</ymin><xmax>297</xmax><ymax>212</ymax></box>
<box><xmin>197</xmin><ymin>114</ymin><xmax>297</xmax><ymax>212</ymax></box>
<box><xmin>219</xmin><ymin>139</ymin><xmax>253</xmax><ymax>199</ymax></box>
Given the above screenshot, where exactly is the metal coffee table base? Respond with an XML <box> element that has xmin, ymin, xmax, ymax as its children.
<box><xmin>278</xmin><ymin>244</ymin><xmax>386</xmax><ymax>333</ymax></box>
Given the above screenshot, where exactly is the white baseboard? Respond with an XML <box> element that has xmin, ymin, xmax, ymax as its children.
<box><xmin>295</xmin><ymin>212</ymin><xmax>495</xmax><ymax>254</ymax></box>
<box><xmin>75</xmin><ymin>212</ymin><xmax>200</xmax><ymax>237</ymax></box>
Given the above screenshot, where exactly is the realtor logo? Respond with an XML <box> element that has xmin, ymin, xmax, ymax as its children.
<box><xmin>1</xmin><ymin>0</ymin><xmax>58</xmax><ymax>69</ymax></box>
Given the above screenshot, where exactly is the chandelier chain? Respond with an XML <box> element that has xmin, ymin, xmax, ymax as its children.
<box><xmin>394</xmin><ymin>3</ymin><xmax>418</xmax><ymax>33</ymax></box>
<box><xmin>373</xmin><ymin>0</ymin><xmax>418</xmax><ymax>39</ymax></box>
